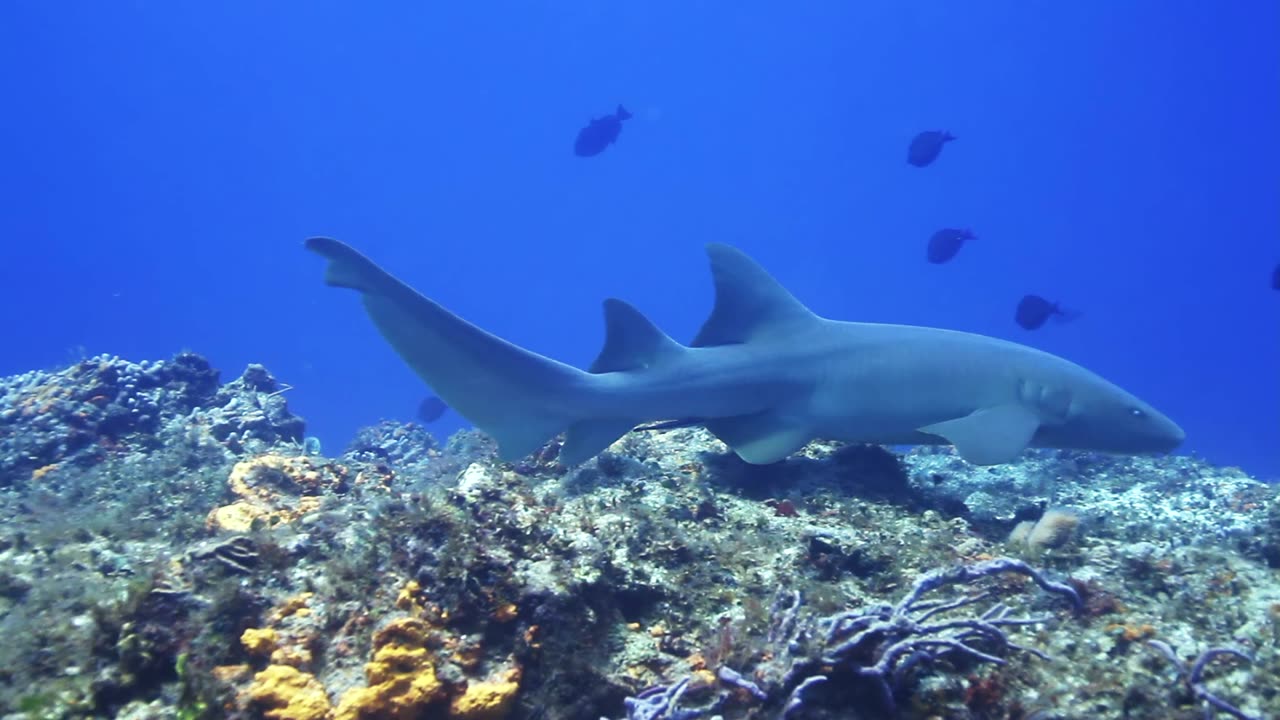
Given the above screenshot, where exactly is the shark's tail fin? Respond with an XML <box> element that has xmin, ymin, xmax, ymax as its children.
<box><xmin>1053</xmin><ymin>305</ymin><xmax>1082</xmax><ymax>325</ymax></box>
<box><xmin>306</xmin><ymin>237</ymin><xmax>588</xmax><ymax>462</ymax></box>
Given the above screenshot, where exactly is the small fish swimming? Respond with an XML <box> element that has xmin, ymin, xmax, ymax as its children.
<box><xmin>574</xmin><ymin>105</ymin><xmax>632</xmax><ymax>157</ymax></box>
<box><xmin>907</xmin><ymin>130</ymin><xmax>955</xmax><ymax>167</ymax></box>
<box><xmin>417</xmin><ymin>396</ymin><xmax>448</xmax><ymax>423</ymax></box>
<box><xmin>1015</xmin><ymin>295</ymin><xmax>1079</xmax><ymax>330</ymax></box>
<box><xmin>927</xmin><ymin>228</ymin><xmax>975</xmax><ymax>264</ymax></box>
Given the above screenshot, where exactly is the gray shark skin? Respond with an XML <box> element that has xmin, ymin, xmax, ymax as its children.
<box><xmin>306</xmin><ymin>238</ymin><xmax>1184</xmax><ymax>467</ymax></box>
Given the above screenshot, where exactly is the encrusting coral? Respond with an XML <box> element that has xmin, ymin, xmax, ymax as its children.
<box><xmin>236</xmin><ymin>581</ymin><xmax>522</xmax><ymax>720</ymax></box>
<box><xmin>241</xmin><ymin>627</ymin><xmax>280</xmax><ymax>658</ymax></box>
<box><xmin>334</xmin><ymin>617</ymin><xmax>447</xmax><ymax>720</ymax></box>
<box><xmin>207</xmin><ymin>453</ymin><xmax>392</xmax><ymax>532</ymax></box>
<box><xmin>332</xmin><ymin>588</ymin><xmax>523</xmax><ymax>720</ymax></box>
<box><xmin>247</xmin><ymin>664</ymin><xmax>334</xmax><ymax>720</ymax></box>
<box><xmin>448</xmin><ymin>668</ymin><xmax>522</xmax><ymax>720</ymax></box>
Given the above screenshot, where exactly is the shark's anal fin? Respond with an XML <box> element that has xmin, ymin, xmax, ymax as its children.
<box><xmin>706</xmin><ymin>411</ymin><xmax>812</xmax><ymax>464</ymax></box>
<box><xmin>919</xmin><ymin>404</ymin><xmax>1041</xmax><ymax>465</ymax></box>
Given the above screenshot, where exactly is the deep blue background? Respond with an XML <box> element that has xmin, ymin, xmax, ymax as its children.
<box><xmin>2</xmin><ymin>2</ymin><xmax>1276</xmax><ymax>477</ymax></box>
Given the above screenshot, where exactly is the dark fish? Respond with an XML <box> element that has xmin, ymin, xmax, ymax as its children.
<box><xmin>926</xmin><ymin>228</ymin><xmax>975</xmax><ymax>264</ymax></box>
<box><xmin>417</xmin><ymin>396</ymin><xmax>448</xmax><ymax>423</ymax></box>
<box><xmin>574</xmin><ymin>105</ymin><xmax>632</xmax><ymax>157</ymax></box>
<box><xmin>1272</xmin><ymin>263</ymin><xmax>1279</xmax><ymax>290</ymax></box>
<box><xmin>1015</xmin><ymin>295</ymin><xmax>1079</xmax><ymax>330</ymax></box>
<box><xmin>907</xmin><ymin>130</ymin><xmax>955</xmax><ymax>167</ymax></box>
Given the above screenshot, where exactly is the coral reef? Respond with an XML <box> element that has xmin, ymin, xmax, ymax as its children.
<box><xmin>0</xmin><ymin>353</ymin><xmax>304</xmax><ymax>489</ymax></box>
<box><xmin>0</xmin><ymin>355</ymin><xmax>1277</xmax><ymax>719</ymax></box>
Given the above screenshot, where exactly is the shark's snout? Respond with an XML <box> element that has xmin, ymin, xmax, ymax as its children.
<box><xmin>1157</xmin><ymin>415</ymin><xmax>1186</xmax><ymax>451</ymax></box>
<box><xmin>1133</xmin><ymin>405</ymin><xmax>1185</xmax><ymax>454</ymax></box>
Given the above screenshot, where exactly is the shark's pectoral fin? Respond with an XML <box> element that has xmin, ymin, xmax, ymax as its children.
<box><xmin>706</xmin><ymin>412</ymin><xmax>812</xmax><ymax>464</ymax></box>
<box><xmin>919</xmin><ymin>404</ymin><xmax>1041</xmax><ymax>465</ymax></box>
<box><xmin>562</xmin><ymin>418</ymin><xmax>639</xmax><ymax>466</ymax></box>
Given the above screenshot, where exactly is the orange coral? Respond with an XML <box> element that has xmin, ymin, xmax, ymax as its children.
<box><xmin>396</xmin><ymin>580</ymin><xmax>427</xmax><ymax>615</ymax></box>
<box><xmin>206</xmin><ymin>500</ymin><xmax>269</xmax><ymax>533</ymax></box>
<box><xmin>245</xmin><ymin>586</ymin><xmax>524</xmax><ymax>720</ymax></box>
<box><xmin>237</xmin><ymin>595</ymin><xmax>322</xmax><ymax>672</ymax></box>
<box><xmin>491</xmin><ymin>603</ymin><xmax>518</xmax><ymax>624</ymax></box>
<box><xmin>522</xmin><ymin>625</ymin><xmax>541</xmax><ymax>650</ymax></box>
<box><xmin>30</xmin><ymin>463</ymin><xmax>59</xmax><ymax>482</ymax></box>
<box><xmin>373</xmin><ymin>617</ymin><xmax>435</xmax><ymax>648</ymax></box>
<box><xmin>207</xmin><ymin>454</ymin><xmax>368</xmax><ymax>532</ymax></box>
<box><xmin>334</xmin><ymin>618</ymin><xmax>446</xmax><ymax>720</ymax></box>
<box><xmin>247</xmin><ymin>664</ymin><xmax>333</xmax><ymax>720</ymax></box>
<box><xmin>1106</xmin><ymin>622</ymin><xmax>1158</xmax><ymax>643</ymax></box>
<box><xmin>685</xmin><ymin>668</ymin><xmax>716</xmax><ymax>692</ymax></box>
<box><xmin>272</xmin><ymin>592</ymin><xmax>315</xmax><ymax>622</ymax></box>
<box><xmin>449</xmin><ymin>668</ymin><xmax>521</xmax><ymax>720</ymax></box>
<box><xmin>213</xmin><ymin>664</ymin><xmax>252</xmax><ymax>684</ymax></box>
<box><xmin>272</xmin><ymin>644</ymin><xmax>314</xmax><ymax>669</ymax></box>
<box><xmin>684</xmin><ymin>652</ymin><xmax>707</xmax><ymax>671</ymax></box>
<box><xmin>242</xmin><ymin>627</ymin><xmax>280</xmax><ymax>658</ymax></box>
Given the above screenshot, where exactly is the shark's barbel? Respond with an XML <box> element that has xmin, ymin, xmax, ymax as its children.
<box><xmin>306</xmin><ymin>238</ymin><xmax>1184</xmax><ymax>466</ymax></box>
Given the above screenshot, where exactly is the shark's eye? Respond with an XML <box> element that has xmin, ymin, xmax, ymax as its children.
<box><xmin>1128</xmin><ymin>407</ymin><xmax>1147</xmax><ymax>419</ymax></box>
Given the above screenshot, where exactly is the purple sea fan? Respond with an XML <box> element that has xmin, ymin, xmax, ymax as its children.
<box><xmin>783</xmin><ymin>557</ymin><xmax>1081</xmax><ymax>714</ymax></box>
<box><xmin>601</xmin><ymin>677</ymin><xmax>704</xmax><ymax>720</ymax></box>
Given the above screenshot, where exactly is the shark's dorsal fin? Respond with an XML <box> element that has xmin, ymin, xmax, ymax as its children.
<box><xmin>590</xmin><ymin>299</ymin><xmax>686</xmax><ymax>373</ymax></box>
<box><xmin>692</xmin><ymin>243</ymin><xmax>820</xmax><ymax>347</ymax></box>
<box><xmin>572</xmin><ymin>296</ymin><xmax>677</xmax><ymax>459</ymax></box>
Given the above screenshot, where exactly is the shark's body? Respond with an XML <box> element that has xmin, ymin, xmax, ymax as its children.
<box><xmin>307</xmin><ymin>238</ymin><xmax>1184</xmax><ymax>466</ymax></box>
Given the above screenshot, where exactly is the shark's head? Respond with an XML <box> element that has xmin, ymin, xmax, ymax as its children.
<box><xmin>1042</xmin><ymin>373</ymin><xmax>1185</xmax><ymax>455</ymax></box>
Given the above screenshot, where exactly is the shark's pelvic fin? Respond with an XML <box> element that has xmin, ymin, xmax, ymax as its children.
<box><xmin>918</xmin><ymin>404</ymin><xmax>1042</xmax><ymax>465</ymax></box>
<box><xmin>590</xmin><ymin>299</ymin><xmax>686</xmax><ymax>373</ymax></box>
<box><xmin>692</xmin><ymin>243</ymin><xmax>820</xmax><ymax>347</ymax></box>
<box><xmin>705</xmin><ymin>411</ymin><xmax>812</xmax><ymax>464</ymax></box>
<box><xmin>305</xmin><ymin>237</ymin><xmax>583</xmax><ymax>462</ymax></box>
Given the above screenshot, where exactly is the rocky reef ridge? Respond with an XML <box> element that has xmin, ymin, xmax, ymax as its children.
<box><xmin>0</xmin><ymin>354</ymin><xmax>1276</xmax><ymax>719</ymax></box>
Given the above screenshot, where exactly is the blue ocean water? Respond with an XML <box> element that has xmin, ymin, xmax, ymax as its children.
<box><xmin>1</xmin><ymin>2</ymin><xmax>1276</xmax><ymax>477</ymax></box>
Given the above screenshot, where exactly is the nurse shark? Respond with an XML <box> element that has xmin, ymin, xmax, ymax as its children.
<box><xmin>306</xmin><ymin>238</ymin><xmax>1184</xmax><ymax>467</ymax></box>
